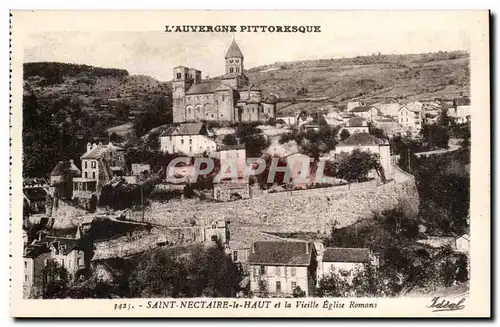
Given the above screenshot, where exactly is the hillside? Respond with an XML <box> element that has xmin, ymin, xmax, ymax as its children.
<box><xmin>24</xmin><ymin>62</ymin><xmax>172</xmax><ymax>125</ymax></box>
<box><xmin>245</xmin><ymin>51</ymin><xmax>470</xmax><ymax>115</ymax></box>
<box><xmin>22</xmin><ymin>62</ymin><xmax>172</xmax><ymax>177</ymax></box>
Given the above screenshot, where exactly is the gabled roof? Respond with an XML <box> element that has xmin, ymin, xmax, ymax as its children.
<box><xmin>186</xmin><ymin>80</ymin><xmax>222</xmax><ymax>95</ymax></box>
<box><xmin>81</xmin><ymin>143</ymin><xmax>122</xmax><ymax>160</ymax></box>
<box><xmin>51</xmin><ymin>160</ymin><xmax>81</xmax><ymax>177</ymax></box>
<box><xmin>225</xmin><ymin>39</ymin><xmax>244</xmax><ymax>59</ymax></box>
<box><xmin>337</xmin><ymin>132</ymin><xmax>382</xmax><ymax>147</ymax></box>
<box><xmin>24</xmin><ymin>236</ymin><xmax>83</xmax><ymax>258</ymax></box>
<box><xmin>162</xmin><ymin>122</ymin><xmax>206</xmax><ymax>136</ymax></box>
<box><xmin>347</xmin><ymin>116</ymin><xmax>367</xmax><ymax>127</ymax></box>
<box><xmin>248</xmin><ymin>241</ymin><xmax>314</xmax><ymax>266</ymax></box>
<box><xmin>322</xmin><ymin>247</ymin><xmax>370</xmax><ymax>263</ymax></box>
<box><xmin>350</xmin><ymin>106</ymin><xmax>374</xmax><ymax>113</ymax></box>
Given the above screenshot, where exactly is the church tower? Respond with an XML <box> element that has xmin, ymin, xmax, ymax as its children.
<box><xmin>225</xmin><ymin>39</ymin><xmax>244</xmax><ymax>75</ymax></box>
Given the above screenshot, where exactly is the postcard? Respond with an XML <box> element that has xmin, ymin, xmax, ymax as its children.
<box><xmin>10</xmin><ymin>10</ymin><xmax>490</xmax><ymax>318</ymax></box>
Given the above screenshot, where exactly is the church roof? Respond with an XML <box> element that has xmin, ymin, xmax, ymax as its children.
<box><xmin>186</xmin><ymin>80</ymin><xmax>221</xmax><ymax>95</ymax></box>
<box><xmin>225</xmin><ymin>40</ymin><xmax>244</xmax><ymax>59</ymax></box>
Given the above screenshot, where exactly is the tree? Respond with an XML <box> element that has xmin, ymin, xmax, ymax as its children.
<box><xmin>315</xmin><ymin>269</ymin><xmax>350</xmax><ymax>297</ymax></box>
<box><xmin>129</xmin><ymin>249</ymin><xmax>191</xmax><ymax>298</ymax></box>
<box><xmin>32</xmin><ymin>259</ymin><xmax>71</xmax><ymax>299</ymax></box>
<box><xmin>292</xmin><ymin>286</ymin><xmax>306</xmax><ymax>298</ymax></box>
<box><xmin>339</xmin><ymin>129</ymin><xmax>351</xmax><ymax>141</ymax></box>
<box><xmin>420</xmin><ymin>123</ymin><xmax>450</xmax><ymax>150</ymax></box>
<box><xmin>222</xmin><ymin>134</ymin><xmax>237</xmax><ymax>146</ymax></box>
<box><xmin>235</xmin><ymin>123</ymin><xmax>269</xmax><ymax>157</ymax></box>
<box><xmin>334</xmin><ymin>149</ymin><xmax>384</xmax><ymax>182</ymax></box>
<box><xmin>368</xmin><ymin>123</ymin><xmax>386</xmax><ymax>139</ymax></box>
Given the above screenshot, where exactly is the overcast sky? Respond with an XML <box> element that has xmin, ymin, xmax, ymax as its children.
<box><xmin>23</xmin><ymin>11</ymin><xmax>471</xmax><ymax>81</ymax></box>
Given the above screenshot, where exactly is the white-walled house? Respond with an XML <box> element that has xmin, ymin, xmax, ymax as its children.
<box><xmin>248</xmin><ymin>241</ymin><xmax>317</xmax><ymax>297</ymax></box>
<box><xmin>159</xmin><ymin>122</ymin><xmax>217</xmax><ymax>155</ymax></box>
<box><xmin>334</xmin><ymin>133</ymin><xmax>393</xmax><ymax>181</ymax></box>
<box><xmin>350</xmin><ymin>106</ymin><xmax>378</xmax><ymax>121</ymax></box>
<box><xmin>398</xmin><ymin>104</ymin><xmax>423</xmax><ymax>132</ymax></box>
<box><xmin>373</xmin><ymin>100</ymin><xmax>402</xmax><ymax>118</ymax></box>
<box><xmin>317</xmin><ymin>247</ymin><xmax>379</xmax><ymax>283</ymax></box>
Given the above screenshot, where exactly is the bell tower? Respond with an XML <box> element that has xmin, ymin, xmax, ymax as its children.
<box><xmin>225</xmin><ymin>39</ymin><xmax>244</xmax><ymax>75</ymax></box>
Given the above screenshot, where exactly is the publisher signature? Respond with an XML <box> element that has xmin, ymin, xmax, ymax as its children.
<box><xmin>426</xmin><ymin>296</ymin><xmax>466</xmax><ymax>312</ymax></box>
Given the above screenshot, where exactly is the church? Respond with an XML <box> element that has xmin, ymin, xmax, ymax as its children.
<box><xmin>172</xmin><ymin>40</ymin><xmax>276</xmax><ymax>123</ymax></box>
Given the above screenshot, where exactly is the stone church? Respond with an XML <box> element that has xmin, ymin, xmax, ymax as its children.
<box><xmin>172</xmin><ymin>40</ymin><xmax>276</xmax><ymax>123</ymax></box>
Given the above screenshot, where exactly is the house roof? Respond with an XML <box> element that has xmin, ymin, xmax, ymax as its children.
<box><xmin>50</xmin><ymin>160</ymin><xmax>81</xmax><ymax>177</ymax></box>
<box><xmin>225</xmin><ymin>39</ymin><xmax>244</xmax><ymax>59</ymax></box>
<box><xmin>24</xmin><ymin>188</ymin><xmax>48</xmax><ymax>202</ymax></box>
<box><xmin>454</xmin><ymin>98</ymin><xmax>471</xmax><ymax>106</ymax></box>
<box><xmin>350</xmin><ymin>106</ymin><xmax>374</xmax><ymax>113</ymax></box>
<box><xmin>347</xmin><ymin>116</ymin><xmax>367</xmax><ymax>127</ymax></box>
<box><xmin>248</xmin><ymin>241</ymin><xmax>314</xmax><ymax>266</ymax></box>
<box><xmin>23</xmin><ymin>178</ymin><xmax>48</xmax><ymax>188</ymax></box>
<box><xmin>337</xmin><ymin>133</ymin><xmax>382</xmax><ymax>147</ymax></box>
<box><xmin>81</xmin><ymin>143</ymin><xmax>123</xmax><ymax>160</ymax></box>
<box><xmin>24</xmin><ymin>236</ymin><xmax>82</xmax><ymax>258</ymax></box>
<box><xmin>186</xmin><ymin>80</ymin><xmax>222</xmax><ymax>95</ymax></box>
<box><xmin>322</xmin><ymin>247</ymin><xmax>370</xmax><ymax>263</ymax></box>
<box><xmin>162</xmin><ymin>123</ymin><xmax>206</xmax><ymax>136</ymax></box>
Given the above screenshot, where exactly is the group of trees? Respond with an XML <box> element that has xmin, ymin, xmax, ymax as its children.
<box><xmin>31</xmin><ymin>241</ymin><xmax>243</xmax><ymax>299</ymax></box>
<box><xmin>279</xmin><ymin>124</ymin><xmax>341</xmax><ymax>158</ymax></box>
<box><xmin>321</xmin><ymin>207</ymin><xmax>468</xmax><ymax>297</ymax></box>
<box><xmin>327</xmin><ymin>149</ymin><xmax>386</xmax><ymax>183</ymax></box>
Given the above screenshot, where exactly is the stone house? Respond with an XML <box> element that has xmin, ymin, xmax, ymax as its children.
<box><xmin>248</xmin><ymin>241</ymin><xmax>318</xmax><ymax>297</ymax></box>
<box><xmin>398</xmin><ymin>103</ymin><xmax>423</xmax><ymax>131</ymax></box>
<box><xmin>23</xmin><ymin>228</ymin><xmax>86</xmax><ymax>298</ymax></box>
<box><xmin>449</xmin><ymin>97</ymin><xmax>471</xmax><ymax>124</ymax></box>
<box><xmin>49</xmin><ymin>160</ymin><xmax>81</xmax><ymax>198</ymax></box>
<box><xmin>23</xmin><ymin>178</ymin><xmax>50</xmax><ymax>215</ymax></box>
<box><xmin>159</xmin><ymin>122</ymin><xmax>217</xmax><ymax>156</ymax></box>
<box><xmin>350</xmin><ymin>106</ymin><xmax>378</xmax><ymax>121</ymax></box>
<box><xmin>342</xmin><ymin>116</ymin><xmax>369</xmax><ymax>135</ymax></box>
<box><xmin>373</xmin><ymin>100</ymin><xmax>402</xmax><ymax>118</ymax></box>
<box><xmin>316</xmin><ymin>246</ymin><xmax>379</xmax><ymax>283</ymax></box>
<box><xmin>73</xmin><ymin>142</ymin><xmax>127</xmax><ymax>205</ymax></box>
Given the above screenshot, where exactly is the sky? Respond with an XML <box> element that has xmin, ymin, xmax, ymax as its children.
<box><xmin>23</xmin><ymin>11</ymin><xmax>472</xmax><ymax>82</ymax></box>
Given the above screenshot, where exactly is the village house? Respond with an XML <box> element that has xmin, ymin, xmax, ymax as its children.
<box><xmin>335</xmin><ymin>133</ymin><xmax>393</xmax><ymax>181</ymax></box>
<box><xmin>449</xmin><ymin>97</ymin><xmax>471</xmax><ymax>124</ymax></box>
<box><xmin>316</xmin><ymin>245</ymin><xmax>379</xmax><ymax>283</ymax></box>
<box><xmin>72</xmin><ymin>142</ymin><xmax>126</xmax><ymax>207</ymax></box>
<box><xmin>346</xmin><ymin>101</ymin><xmax>365</xmax><ymax>112</ymax></box>
<box><xmin>23</xmin><ymin>178</ymin><xmax>50</xmax><ymax>215</ymax></box>
<box><xmin>372</xmin><ymin>100</ymin><xmax>402</xmax><ymax>118</ymax></box>
<box><xmin>159</xmin><ymin>122</ymin><xmax>217</xmax><ymax>156</ymax></box>
<box><xmin>49</xmin><ymin>160</ymin><xmax>81</xmax><ymax>198</ymax></box>
<box><xmin>455</xmin><ymin>234</ymin><xmax>470</xmax><ymax>253</ymax></box>
<box><xmin>350</xmin><ymin>106</ymin><xmax>379</xmax><ymax>121</ymax></box>
<box><xmin>248</xmin><ymin>241</ymin><xmax>317</xmax><ymax>297</ymax></box>
<box><xmin>372</xmin><ymin>116</ymin><xmax>400</xmax><ymax>136</ymax></box>
<box><xmin>342</xmin><ymin>116</ymin><xmax>369</xmax><ymax>134</ymax></box>
<box><xmin>398</xmin><ymin>103</ymin><xmax>423</xmax><ymax>132</ymax></box>
<box><xmin>23</xmin><ymin>228</ymin><xmax>86</xmax><ymax>298</ymax></box>
<box><xmin>172</xmin><ymin>40</ymin><xmax>276</xmax><ymax>123</ymax></box>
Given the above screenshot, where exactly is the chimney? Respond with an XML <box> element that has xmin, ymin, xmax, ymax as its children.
<box><xmin>86</xmin><ymin>142</ymin><xmax>92</xmax><ymax>153</ymax></box>
<box><xmin>92</xmin><ymin>143</ymin><xmax>97</xmax><ymax>150</ymax></box>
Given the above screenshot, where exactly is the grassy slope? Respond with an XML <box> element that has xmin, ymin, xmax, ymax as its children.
<box><xmin>245</xmin><ymin>51</ymin><xmax>470</xmax><ymax>116</ymax></box>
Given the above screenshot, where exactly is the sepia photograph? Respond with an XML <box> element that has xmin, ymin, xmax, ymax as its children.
<box><xmin>9</xmin><ymin>10</ymin><xmax>490</xmax><ymax>318</ymax></box>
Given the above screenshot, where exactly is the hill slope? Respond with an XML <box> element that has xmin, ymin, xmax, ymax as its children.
<box><xmin>245</xmin><ymin>51</ymin><xmax>469</xmax><ymax>114</ymax></box>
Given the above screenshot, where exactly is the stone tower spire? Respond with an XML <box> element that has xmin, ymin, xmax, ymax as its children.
<box><xmin>225</xmin><ymin>39</ymin><xmax>244</xmax><ymax>75</ymax></box>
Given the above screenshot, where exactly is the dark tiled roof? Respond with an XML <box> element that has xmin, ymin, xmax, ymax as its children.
<box><xmin>23</xmin><ymin>178</ymin><xmax>48</xmax><ymax>187</ymax></box>
<box><xmin>350</xmin><ymin>106</ymin><xmax>374</xmax><ymax>113</ymax></box>
<box><xmin>248</xmin><ymin>241</ymin><xmax>313</xmax><ymax>266</ymax></box>
<box><xmin>347</xmin><ymin>116</ymin><xmax>366</xmax><ymax>127</ymax></box>
<box><xmin>51</xmin><ymin>160</ymin><xmax>81</xmax><ymax>177</ymax></box>
<box><xmin>186</xmin><ymin>81</ymin><xmax>222</xmax><ymax>95</ymax></box>
<box><xmin>25</xmin><ymin>236</ymin><xmax>82</xmax><ymax>258</ymax></box>
<box><xmin>337</xmin><ymin>133</ymin><xmax>381</xmax><ymax>147</ymax></box>
<box><xmin>323</xmin><ymin>247</ymin><xmax>370</xmax><ymax>263</ymax></box>
<box><xmin>24</xmin><ymin>188</ymin><xmax>48</xmax><ymax>202</ymax></box>
<box><xmin>82</xmin><ymin>145</ymin><xmax>112</xmax><ymax>160</ymax></box>
<box><xmin>162</xmin><ymin>122</ymin><xmax>206</xmax><ymax>136</ymax></box>
<box><xmin>225</xmin><ymin>39</ymin><xmax>244</xmax><ymax>58</ymax></box>
<box><xmin>454</xmin><ymin>98</ymin><xmax>471</xmax><ymax>106</ymax></box>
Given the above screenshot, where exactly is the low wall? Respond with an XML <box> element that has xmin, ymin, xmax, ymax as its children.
<box><xmin>140</xmin><ymin>164</ymin><xmax>419</xmax><ymax>233</ymax></box>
